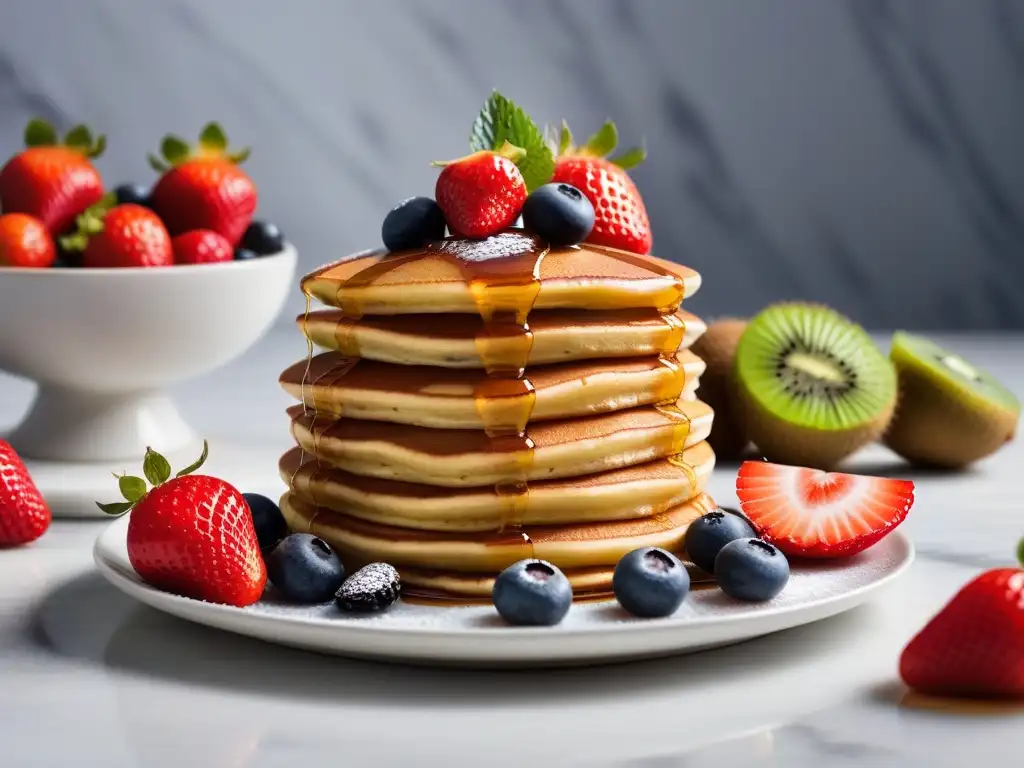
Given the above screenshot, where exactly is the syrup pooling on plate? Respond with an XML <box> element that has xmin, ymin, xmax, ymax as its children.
<box><xmin>430</xmin><ymin>232</ymin><xmax>549</xmax><ymax>537</ymax></box>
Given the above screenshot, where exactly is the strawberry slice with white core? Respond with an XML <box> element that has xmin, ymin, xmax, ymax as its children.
<box><xmin>735</xmin><ymin>461</ymin><xmax>914</xmax><ymax>558</ymax></box>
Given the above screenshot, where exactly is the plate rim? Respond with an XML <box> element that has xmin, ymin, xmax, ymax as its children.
<box><xmin>93</xmin><ymin>513</ymin><xmax>915</xmax><ymax>642</ymax></box>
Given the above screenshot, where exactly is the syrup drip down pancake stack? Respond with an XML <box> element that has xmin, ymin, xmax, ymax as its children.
<box><xmin>278</xmin><ymin>231</ymin><xmax>718</xmax><ymax>600</ymax></box>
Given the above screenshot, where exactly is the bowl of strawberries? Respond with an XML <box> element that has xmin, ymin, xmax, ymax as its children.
<box><xmin>0</xmin><ymin>120</ymin><xmax>296</xmax><ymax>463</ymax></box>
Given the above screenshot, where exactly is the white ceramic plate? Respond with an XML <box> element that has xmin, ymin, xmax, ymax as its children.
<box><xmin>94</xmin><ymin>515</ymin><xmax>913</xmax><ymax>668</ymax></box>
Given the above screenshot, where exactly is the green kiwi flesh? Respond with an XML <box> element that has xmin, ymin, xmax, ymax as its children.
<box><xmin>884</xmin><ymin>332</ymin><xmax>1020</xmax><ymax>468</ymax></box>
<box><xmin>734</xmin><ymin>303</ymin><xmax>896</xmax><ymax>468</ymax></box>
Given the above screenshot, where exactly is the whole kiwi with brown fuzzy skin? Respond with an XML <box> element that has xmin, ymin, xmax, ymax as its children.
<box><xmin>692</xmin><ymin>318</ymin><xmax>750</xmax><ymax>461</ymax></box>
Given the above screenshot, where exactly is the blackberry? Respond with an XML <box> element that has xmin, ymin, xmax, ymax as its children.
<box><xmin>335</xmin><ymin>562</ymin><xmax>401</xmax><ymax>613</ymax></box>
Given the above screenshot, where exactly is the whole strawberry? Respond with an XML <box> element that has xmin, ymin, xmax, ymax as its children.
<box><xmin>97</xmin><ymin>441</ymin><xmax>267</xmax><ymax>607</ymax></box>
<box><xmin>0</xmin><ymin>213</ymin><xmax>56</xmax><ymax>268</ymax></box>
<box><xmin>434</xmin><ymin>143</ymin><xmax>527</xmax><ymax>238</ymax></box>
<box><xmin>172</xmin><ymin>229</ymin><xmax>234</xmax><ymax>265</ymax></box>
<box><xmin>551</xmin><ymin>121</ymin><xmax>652</xmax><ymax>254</ymax></box>
<box><xmin>148</xmin><ymin>123</ymin><xmax>257</xmax><ymax>246</ymax></box>
<box><xmin>900</xmin><ymin>567</ymin><xmax>1024</xmax><ymax>699</ymax></box>
<box><xmin>0</xmin><ymin>119</ymin><xmax>105</xmax><ymax>236</ymax></box>
<box><xmin>61</xmin><ymin>201</ymin><xmax>173</xmax><ymax>269</ymax></box>
<box><xmin>0</xmin><ymin>439</ymin><xmax>51</xmax><ymax>547</ymax></box>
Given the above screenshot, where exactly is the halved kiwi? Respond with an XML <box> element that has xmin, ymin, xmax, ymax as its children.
<box><xmin>734</xmin><ymin>303</ymin><xmax>896</xmax><ymax>468</ymax></box>
<box><xmin>692</xmin><ymin>318</ymin><xmax>749</xmax><ymax>461</ymax></box>
<box><xmin>884</xmin><ymin>332</ymin><xmax>1020</xmax><ymax>468</ymax></box>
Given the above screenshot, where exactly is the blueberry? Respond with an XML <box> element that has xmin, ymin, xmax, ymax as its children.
<box><xmin>336</xmin><ymin>562</ymin><xmax>401</xmax><ymax>613</ymax></box>
<box><xmin>684</xmin><ymin>508</ymin><xmax>758</xmax><ymax>574</ymax></box>
<box><xmin>242</xmin><ymin>220</ymin><xmax>285</xmax><ymax>255</ymax></box>
<box><xmin>266</xmin><ymin>534</ymin><xmax>346</xmax><ymax>604</ymax></box>
<box><xmin>114</xmin><ymin>183</ymin><xmax>150</xmax><ymax>207</ymax></box>
<box><xmin>715</xmin><ymin>538</ymin><xmax>790</xmax><ymax>602</ymax></box>
<box><xmin>521</xmin><ymin>183</ymin><xmax>595</xmax><ymax>246</ymax></box>
<box><xmin>492</xmin><ymin>559</ymin><xmax>572</xmax><ymax>626</ymax></box>
<box><xmin>244</xmin><ymin>492</ymin><xmax>288</xmax><ymax>552</ymax></box>
<box><xmin>613</xmin><ymin>547</ymin><xmax>689</xmax><ymax>618</ymax></box>
<box><xmin>381</xmin><ymin>197</ymin><xmax>446</xmax><ymax>252</ymax></box>
<box><xmin>234</xmin><ymin>247</ymin><xmax>259</xmax><ymax>261</ymax></box>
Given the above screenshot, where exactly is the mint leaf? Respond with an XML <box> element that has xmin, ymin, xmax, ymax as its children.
<box><xmin>96</xmin><ymin>501</ymin><xmax>134</xmax><ymax>516</ymax></box>
<box><xmin>469</xmin><ymin>91</ymin><xmax>554</xmax><ymax>192</ymax></box>
<box><xmin>143</xmin><ymin>448</ymin><xmax>171</xmax><ymax>486</ymax></box>
<box><xmin>610</xmin><ymin>145</ymin><xmax>647</xmax><ymax>170</ymax></box>
<box><xmin>582</xmin><ymin>120</ymin><xmax>618</xmax><ymax>157</ymax></box>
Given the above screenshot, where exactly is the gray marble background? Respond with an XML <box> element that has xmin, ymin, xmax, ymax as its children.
<box><xmin>1</xmin><ymin>0</ymin><xmax>1022</xmax><ymax>330</ymax></box>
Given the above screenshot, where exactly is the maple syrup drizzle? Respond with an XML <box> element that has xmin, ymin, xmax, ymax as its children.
<box><xmin>429</xmin><ymin>233</ymin><xmax>548</xmax><ymax>545</ymax></box>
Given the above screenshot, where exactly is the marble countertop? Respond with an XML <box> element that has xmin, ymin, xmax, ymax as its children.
<box><xmin>1</xmin><ymin>327</ymin><xmax>1023</xmax><ymax>767</ymax></box>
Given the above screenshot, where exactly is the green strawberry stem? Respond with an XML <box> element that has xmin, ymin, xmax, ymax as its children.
<box><xmin>96</xmin><ymin>440</ymin><xmax>209</xmax><ymax>516</ymax></box>
<box><xmin>555</xmin><ymin>118</ymin><xmax>647</xmax><ymax>170</ymax></box>
<box><xmin>431</xmin><ymin>141</ymin><xmax>527</xmax><ymax>168</ymax></box>
<box><xmin>147</xmin><ymin>122</ymin><xmax>250</xmax><ymax>173</ymax></box>
<box><xmin>23</xmin><ymin>118</ymin><xmax>106</xmax><ymax>158</ymax></box>
<box><xmin>57</xmin><ymin>193</ymin><xmax>118</xmax><ymax>252</ymax></box>
<box><xmin>1018</xmin><ymin>537</ymin><xmax>1023</xmax><ymax>568</ymax></box>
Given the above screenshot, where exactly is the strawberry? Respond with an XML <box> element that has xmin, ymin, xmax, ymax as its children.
<box><xmin>900</xmin><ymin>567</ymin><xmax>1024</xmax><ymax>699</ymax></box>
<box><xmin>735</xmin><ymin>460</ymin><xmax>915</xmax><ymax>558</ymax></box>
<box><xmin>0</xmin><ymin>213</ymin><xmax>56</xmax><ymax>268</ymax></box>
<box><xmin>0</xmin><ymin>119</ymin><xmax>105</xmax><ymax>236</ymax></box>
<box><xmin>61</xmin><ymin>201</ymin><xmax>173</xmax><ymax>269</ymax></box>
<box><xmin>0</xmin><ymin>439</ymin><xmax>51</xmax><ymax>547</ymax></box>
<box><xmin>148</xmin><ymin>123</ymin><xmax>257</xmax><ymax>246</ymax></box>
<box><xmin>97</xmin><ymin>442</ymin><xmax>266</xmax><ymax>607</ymax></box>
<box><xmin>551</xmin><ymin>120</ymin><xmax>652</xmax><ymax>254</ymax></box>
<box><xmin>434</xmin><ymin>143</ymin><xmax>528</xmax><ymax>238</ymax></box>
<box><xmin>172</xmin><ymin>229</ymin><xmax>234</xmax><ymax>265</ymax></box>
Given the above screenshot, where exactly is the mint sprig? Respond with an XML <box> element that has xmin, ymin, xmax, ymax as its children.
<box><xmin>469</xmin><ymin>91</ymin><xmax>554</xmax><ymax>192</ymax></box>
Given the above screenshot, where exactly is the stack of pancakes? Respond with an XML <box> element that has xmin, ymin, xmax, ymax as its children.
<box><xmin>278</xmin><ymin>231</ymin><xmax>717</xmax><ymax>600</ymax></box>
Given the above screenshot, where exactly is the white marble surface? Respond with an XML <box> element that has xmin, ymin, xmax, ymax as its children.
<box><xmin>1</xmin><ymin>329</ymin><xmax>1024</xmax><ymax>767</ymax></box>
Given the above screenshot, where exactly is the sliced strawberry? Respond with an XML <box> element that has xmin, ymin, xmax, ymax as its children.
<box><xmin>735</xmin><ymin>461</ymin><xmax>914</xmax><ymax>558</ymax></box>
<box><xmin>900</xmin><ymin>568</ymin><xmax>1024</xmax><ymax>699</ymax></box>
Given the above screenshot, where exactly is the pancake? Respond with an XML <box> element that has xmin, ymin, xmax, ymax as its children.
<box><xmin>279</xmin><ymin>351</ymin><xmax>706</xmax><ymax>429</ymax></box>
<box><xmin>301</xmin><ymin>232</ymin><xmax>700</xmax><ymax>315</ymax></box>
<box><xmin>280</xmin><ymin>491</ymin><xmax>715</xmax><ymax>576</ymax></box>
<box><xmin>298</xmin><ymin>307</ymin><xmax>707</xmax><ymax>368</ymax></box>
<box><xmin>279</xmin><ymin>442</ymin><xmax>714</xmax><ymax>531</ymax></box>
<box><xmin>287</xmin><ymin>398</ymin><xmax>713</xmax><ymax>486</ymax></box>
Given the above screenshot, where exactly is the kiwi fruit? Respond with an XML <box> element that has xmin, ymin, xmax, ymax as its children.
<box><xmin>883</xmin><ymin>332</ymin><xmax>1020</xmax><ymax>468</ymax></box>
<box><xmin>734</xmin><ymin>302</ymin><xmax>896</xmax><ymax>469</ymax></box>
<box><xmin>692</xmin><ymin>318</ymin><xmax>750</xmax><ymax>461</ymax></box>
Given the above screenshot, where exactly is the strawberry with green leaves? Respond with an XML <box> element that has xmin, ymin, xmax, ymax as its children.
<box><xmin>0</xmin><ymin>119</ymin><xmax>106</xmax><ymax>236</ymax></box>
<box><xmin>97</xmin><ymin>442</ymin><xmax>267</xmax><ymax>607</ymax></box>
<box><xmin>551</xmin><ymin>120</ymin><xmax>652</xmax><ymax>255</ymax></box>
<box><xmin>148</xmin><ymin>123</ymin><xmax>257</xmax><ymax>247</ymax></box>
<box><xmin>61</xmin><ymin>199</ymin><xmax>173</xmax><ymax>268</ymax></box>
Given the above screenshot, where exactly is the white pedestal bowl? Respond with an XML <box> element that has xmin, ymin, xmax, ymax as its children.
<box><xmin>0</xmin><ymin>245</ymin><xmax>297</xmax><ymax>516</ymax></box>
